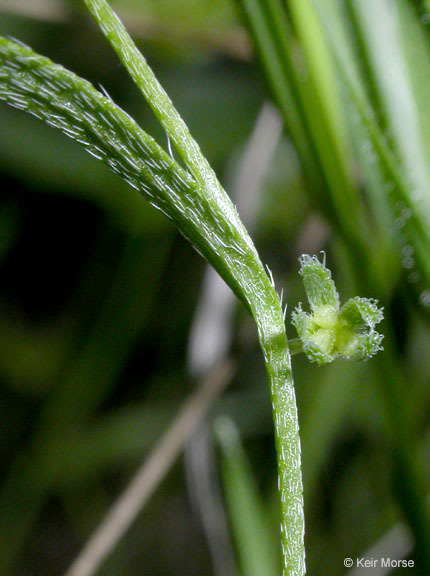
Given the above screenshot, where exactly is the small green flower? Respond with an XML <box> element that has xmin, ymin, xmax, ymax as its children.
<box><xmin>291</xmin><ymin>254</ymin><xmax>384</xmax><ymax>365</ymax></box>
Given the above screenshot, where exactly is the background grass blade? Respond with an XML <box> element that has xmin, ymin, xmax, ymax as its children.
<box><xmin>215</xmin><ymin>417</ymin><xmax>279</xmax><ymax>576</ymax></box>
<box><xmin>311</xmin><ymin>0</ymin><xmax>430</xmax><ymax>313</ymax></box>
<box><xmin>239</xmin><ymin>0</ymin><xmax>368</xmax><ymax>256</ymax></box>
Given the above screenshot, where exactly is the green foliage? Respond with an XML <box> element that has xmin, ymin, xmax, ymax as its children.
<box><xmin>0</xmin><ymin>36</ymin><xmax>252</xmax><ymax>306</ymax></box>
<box><xmin>1</xmin><ymin>1</ymin><xmax>305</xmax><ymax>574</ymax></box>
<box><xmin>215</xmin><ymin>417</ymin><xmax>279</xmax><ymax>576</ymax></box>
<box><xmin>0</xmin><ymin>38</ymin><xmax>200</xmax><ymax>215</ymax></box>
<box><xmin>0</xmin><ymin>0</ymin><xmax>429</xmax><ymax>575</ymax></box>
<box><xmin>240</xmin><ymin>0</ymin><xmax>430</xmax><ymax>571</ymax></box>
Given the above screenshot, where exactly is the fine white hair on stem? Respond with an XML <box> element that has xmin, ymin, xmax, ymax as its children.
<box><xmin>98</xmin><ymin>83</ymin><xmax>113</xmax><ymax>102</ymax></box>
<box><xmin>166</xmin><ymin>132</ymin><xmax>175</xmax><ymax>161</ymax></box>
<box><xmin>265</xmin><ymin>264</ymin><xmax>275</xmax><ymax>288</ymax></box>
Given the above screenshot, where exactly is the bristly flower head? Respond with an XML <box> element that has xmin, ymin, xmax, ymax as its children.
<box><xmin>291</xmin><ymin>254</ymin><xmax>384</xmax><ymax>365</ymax></box>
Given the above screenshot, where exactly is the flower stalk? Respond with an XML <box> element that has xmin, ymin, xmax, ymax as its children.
<box><xmin>0</xmin><ymin>0</ymin><xmax>307</xmax><ymax>572</ymax></box>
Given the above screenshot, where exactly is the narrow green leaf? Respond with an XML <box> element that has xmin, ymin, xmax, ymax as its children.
<box><xmin>395</xmin><ymin>0</ymin><xmax>430</xmax><ymax>186</ymax></box>
<box><xmin>0</xmin><ymin>37</ymin><xmax>249</xmax><ymax>306</ymax></box>
<box><xmin>83</xmin><ymin>0</ymin><xmax>232</xmax><ymax>213</ymax></box>
<box><xmin>80</xmin><ymin>1</ymin><xmax>298</xmax><ymax>329</ymax></box>
<box><xmin>215</xmin><ymin>417</ymin><xmax>279</xmax><ymax>576</ymax></box>
<box><xmin>351</xmin><ymin>0</ymin><xmax>429</xmax><ymax>211</ymax></box>
<box><xmin>240</xmin><ymin>0</ymin><xmax>368</xmax><ymax>255</ymax></box>
<box><xmin>72</xmin><ymin>10</ymin><xmax>306</xmax><ymax>571</ymax></box>
<box><xmin>312</xmin><ymin>0</ymin><xmax>430</xmax><ymax>311</ymax></box>
<box><xmin>239</xmin><ymin>0</ymin><xmax>315</xmax><ymax>171</ymax></box>
<box><xmin>0</xmin><ymin>38</ymin><xmax>195</xmax><ymax>222</ymax></box>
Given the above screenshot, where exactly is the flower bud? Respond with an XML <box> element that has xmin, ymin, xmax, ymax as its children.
<box><xmin>292</xmin><ymin>255</ymin><xmax>384</xmax><ymax>365</ymax></box>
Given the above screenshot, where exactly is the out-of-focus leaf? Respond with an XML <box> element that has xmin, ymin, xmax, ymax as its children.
<box><xmin>0</xmin><ymin>233</ymin><xmax>170</xmax><ymax>571</ymax></box>
<box><xmin>395</xmin><ymin>0</ymin><xmax>430</xmax><ymax>197</ymax></box>
<box><xmin>0</xmin><ymin>37</ymin><xmax>262</xmax><ymax>309</ymax></box>
<box><xmin>239</xmin><ymin>0</ymin><xmax>368</xmax><ymax>254</ymax></box>
<box><xmin>215</xmin><ymin>416</ymin><xmax>279</xmax><ymax>576</ymax></box>
<box><xmin>0</xmin><ymin>37</ymin><xmax>200</xmax><ymax>220</ymax></box>
<box><xmin>111</xmin><ymin>0</ymin><xmax>237</xmax><ymax>30</ymax></box>
<box><xmin>351</xmin><ymin>0</ymin><xmax>429</xmax><ymax>211</ymax></box>
<box><xmin>300</xmin><ymin>361</ymin><xmax>360</xmax><ymax>506</ymax></box>
<box><xmin>312</xmin><ymin>0</ymin><xmax>430</xmax><ymax>314</ymax></box>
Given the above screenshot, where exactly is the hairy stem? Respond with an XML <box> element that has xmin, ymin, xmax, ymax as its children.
<box><xmin>82</xmin><ymin>2</ymin><xmax>306</xmax><ymax>572</ymax></box>
<box><xmin>0</xmin><ymin>2</ymin><xmax>306</xmax><ymax>571</ymax></box>
<box><xmin>260</xmin><ymin>325</ymin><xmax>305</xmax><ymax>576</ymax></box>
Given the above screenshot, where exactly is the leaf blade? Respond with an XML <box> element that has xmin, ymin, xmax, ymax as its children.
<box><xmin>0</xmin><ymin>37</ymin><xmax>252</xmax><ymax>305</ymax></box>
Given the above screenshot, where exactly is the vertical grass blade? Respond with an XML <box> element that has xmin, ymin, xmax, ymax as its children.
<box><xmin>312</xmin><ymin>0</ymin><xmax>430</xmax><ymax>313</ymax></box>
<box><xmin>239</xmin><ymin>0</ymin><xmax>368</xmax><ymax>257</ymax></box>
<box><xmin>215</xmin><ymin>417</ymin><xmax>280</xmax><ymax>576</ymax></box>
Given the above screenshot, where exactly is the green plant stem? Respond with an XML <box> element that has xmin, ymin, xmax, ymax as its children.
<box><xmin>0</xmin><ymin>3</ymin><xmax>307</xmax><ymax>573</ymax></box>
<box><xmin>260</xmin><ymin>326</ymin><xmax>305</xmax><ymax>576</ymax></box>
<box><xmin>82</xmin><ymin>0</ymin><xmax>233</xmax><ymax>216</ymax></box>
<box><xmin>0</xmin><ymin>0</ymin><xmax>307</xmax><ymax>567</ymax></box>
<box><xmin>81</xmin><ymin>3</ymin><xmax>306</xmax><ymax>573</ymax></box>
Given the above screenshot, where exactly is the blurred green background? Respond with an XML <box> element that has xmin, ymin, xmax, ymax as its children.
<box><xmin>0</xmin><ymin>1</ymin><xmax>429</xmax><ymax>575</ymax></box>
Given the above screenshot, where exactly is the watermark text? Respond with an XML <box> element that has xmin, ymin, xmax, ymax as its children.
<box><xmin>344</xmin><ymin>557</ymin><xmax>414</xmax><ymax>569</ymax></box>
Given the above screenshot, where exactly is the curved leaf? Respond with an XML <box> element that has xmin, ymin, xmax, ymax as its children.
<box><xmin>0</xmin><ymin>37</ymin><xmax>249</xmax><ymax>306</ymax></box>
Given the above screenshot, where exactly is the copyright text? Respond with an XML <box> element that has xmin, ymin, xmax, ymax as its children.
<box><xmin>344</xmin><ymin>557</ymin><xmax>414</xmax><ymax>569</ymax></box>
